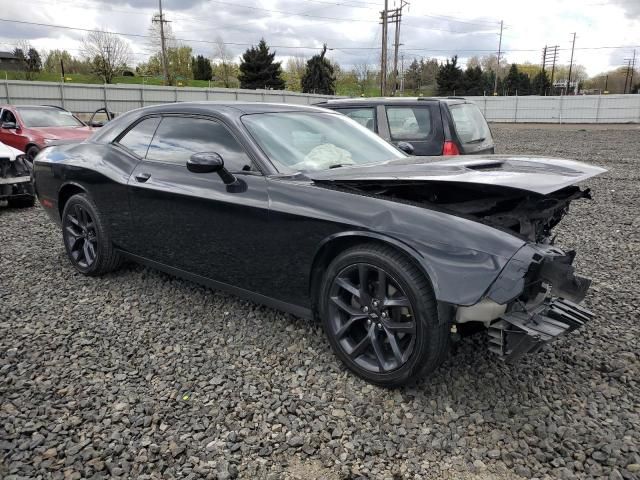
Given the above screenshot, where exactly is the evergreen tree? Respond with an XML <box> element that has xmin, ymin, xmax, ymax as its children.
<box><xmin>532</xmin><ymin>70</ymin><xmax>552</xmax><ymax>95</ymax></box>
<box><xmin>191</xmin><ymin>55</ymin><xmax>212</xmax><ymax>81</ymax></box>
<box><xmin>481</xmin><ymin>70</ymin><xmax>496</xmax><ymax>94</ymax></box>
<box><xmin>26</xmin><ymin>48</ymin><xmax>42</xmax><ymax>74</ymax></box>
<box><xmin>503</xmin><ymin>64</ymin><xmax>520</xmax><ymax>95</ymax></box>
<box><xmin>461</xmin><ymin>66</ymin><xmax>483</xmax><ymax>95</ymax></box>
<box><xmin>301</xmin><ymin>44</ymin><xmax>336</xmax><ymax>95</ymax></box>
<box><xmin>404</xmin><ymin>59</ymin><xmax>421</xmax><ymax>93</ymax></box>
<box><xmin>436</xmin><ymin>56</ymin><xmax>463</xmax><ymax>96</ymax></box>
<box><xmin>238</xmin><ymin>39</ymin><xmax>285</xmax><ymax>90</ymax></box>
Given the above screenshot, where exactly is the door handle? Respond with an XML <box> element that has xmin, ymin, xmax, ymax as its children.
<box><xmin>135</xmin><ymin>172</ymin><xmax>151</xmax><ymax>183</ymax></box>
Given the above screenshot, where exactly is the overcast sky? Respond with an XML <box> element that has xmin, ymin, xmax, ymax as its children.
<box><xmin>0</xmin><ymin>0</ymin><xmax>638</xmax><ymax>77</ymax></box>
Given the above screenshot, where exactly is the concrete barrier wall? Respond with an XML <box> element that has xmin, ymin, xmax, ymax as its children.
<box><xmin>2</xmin><ymin>80</ymin><xmax>639</xmax><ymax>123</ymax></box>
<box><xmin>465</xmin><ymin>94</ymin><xmax>640</xmax><ymax>123</ymax></box>
<box><xmin>0</xmin><ymin>80</ymin><xmax>338</xmax><ymax>114</ymax></box>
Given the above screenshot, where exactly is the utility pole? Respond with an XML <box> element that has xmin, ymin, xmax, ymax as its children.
<box><xmin>629</xmin><ymin>50</ymin><xmax>636</xmax><ymax>93</ymax></box>
<box><xmin>390</xmin><ymin>1</ymin><xmax>408</xmax><ymax>96</ymax></box>
<box><xmin>400</xmin><ymin>53</ymin><xmax>405</xmax><ymax>94</ymax></box>
<box><xmin>567</xmin><ymin>32</ymin><xmax>576</xmax><ymax>95</ymax></box>
<box><xmin>493</xmin><ymin>20</ymin><xmax>503</xmax><ymax>95</ymax></box>
<box><xmin>548</xmin><ymin>45</ymin><xmax>559</xmax><ymax>93</ymax></box>
<box><xmin>623</xmin><ymin>58</ymin><xmax>632</xmax><ymax>94</ymax></box>
<box><xmin>153</xmin><ymin>0</ymin><xmax>170</xmax><ymax>85</ymax></box>
<box><xmin>540</xmin><ymin>45</ymin><xmax>547</xmax><ymax>95</ymax></box>
<box><xmin>380</xmin><ymin>0</ymin><xmax>388</xmax><ymax>96</ymax></box>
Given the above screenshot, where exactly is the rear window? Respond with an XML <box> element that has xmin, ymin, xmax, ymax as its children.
<box><xmin>385</xmin><ymin>106</ymin><xmax>432</xmax><ymax>141</ymax></box>
<box><xmin>449</xmin><ymin>103</ymin><xmax>492</xmax><ymax>144</ymax></box>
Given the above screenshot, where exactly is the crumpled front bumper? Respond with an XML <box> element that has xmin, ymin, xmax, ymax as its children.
<box><xmin>484</xmin><ymin>244</ymin><xmax>594</xmax><ymax>363</ymax></box>
<box><xmin>488</xmin><ymin>298</ymin><xmax>594</xmax><ymax>363</ymax></box>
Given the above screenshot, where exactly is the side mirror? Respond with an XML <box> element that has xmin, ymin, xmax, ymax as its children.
<box><xmin>187</xmin><ymin>152</ymin><xmax>238</xmax><ymax>185</ymax></box>
<box><xmin>396</xmin><ymin>141</ymin><xmax>415</xmax><ymax>155</ymax></box>
<box><xmin>1</xmin><ymin>121</ymin><xmax>17</xmax><ymax>130</ymax></box>
<box><xmin>90</xmin><ymin>121</ymin><xmax>104</xmax><ymax>128</ymax></box>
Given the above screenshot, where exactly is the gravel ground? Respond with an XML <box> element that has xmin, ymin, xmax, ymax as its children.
<box><xmin>1</xmin><ymin>124</ymin><xmax>639</xmax><ymax>480</ymax></box>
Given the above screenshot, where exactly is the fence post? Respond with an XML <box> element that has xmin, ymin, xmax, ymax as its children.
<box><xmin>234</xmin><ymin>90</ymin><xmax>238</xmax><ymax>100</ymax></box>
<box><xmin>103</xmin><ymin>83</ymin><xmax>108</xmax><ymax>110</ymax></box>
<box><xmin>483</xmin><ymin>95</ymin><xmax>487</xmax><ymax>116</ymax></box>
<box><xmin>595</xmin><ymin>94</ymin><xmax>601</xmax><ymax>123</ymax></box>
<box><xmin>559</xmin><ymin>95</ymin><xmax>563</xmax><ymax>124</ymax></box>
<box><xmin>205</xmin><ymin>88</ymin><xmax>209</xmax><ymax>101</ymax></box>
<box><xmin>4</xmin><ymin>79</ymin><xmax>10</xmax><ymax>104</ymax></box>
<box><xmin>282</xmin><ymin>92</ymin><xmax>286</xmax><ymax>103</ymax></box>
<box><xmin>140</xmin><ymin>83</ymin><xmax>145</xmax><ymax>108</ymax></box>
<box><xmin>60</xmin><ymin>82</ymin><xmax>66</xmax><ymax>109</ymax></box>
<box><xmin>514</xmin><ymin>94</ymin><xmax>518</xmax><ymax>123</ymax></box>
<box><xmin>174</xmin><ymin>87</ymin><xmax>178</xmax><ymax>103</ymax></box>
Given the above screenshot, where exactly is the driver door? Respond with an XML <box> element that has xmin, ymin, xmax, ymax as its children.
<box><xmin>127</xmin><ymin>114</ymin><xmax>270</xmax><ymax>293</ymax></box>
<box><xmin>0</xmin><ymin>108</ymin><xmax>26</xmax><ymax>151</ymax></box>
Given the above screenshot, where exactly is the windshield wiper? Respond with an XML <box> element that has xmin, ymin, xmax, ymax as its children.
<box><xmin>466</xmin><ymin>137</ymin><xmax>486</xmax><ymax>144</ymax></box>
<box><xmin>328</xmin><ymin>164</ymin><xmax>348</xmax><ymax>169</ymax></box>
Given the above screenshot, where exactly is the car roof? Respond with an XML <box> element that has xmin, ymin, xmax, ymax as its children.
<box><xmin>317</xmin><ymin>97</ymin><xmax>469</xmax><ymax>106</ymax></box>
<box><xmin>90</xmin><ymin>101</ymin><xmax>337</xmax><ymax>143</ymax></box>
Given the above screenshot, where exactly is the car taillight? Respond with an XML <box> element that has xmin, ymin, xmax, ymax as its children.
<box><xmin>443</xmin><ymin>141</ymin><xmax>460</xmax><ymax>155</ymax></box>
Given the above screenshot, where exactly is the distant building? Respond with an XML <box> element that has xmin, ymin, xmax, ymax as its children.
<box><xmin>0</xmin><ymin>51</ymin><xmax>25</xmax><ymax>72</ymax></box>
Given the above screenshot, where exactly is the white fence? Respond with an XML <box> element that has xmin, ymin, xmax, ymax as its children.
<box><xmin>2</xmin><ymin>80</ymin><xmax>640</xmax><ymax>123</ymax></box>
<box><xmin>0</xmin><ymin>80</ymin><xmax>337</xmax><ymax>114</ymax></box>
<box><xmin>466</xmin><ymin>94</ymin><xmax>640</xmax><ymax>123</ymax></box>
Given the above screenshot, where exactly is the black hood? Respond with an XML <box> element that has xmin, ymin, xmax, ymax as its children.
<box><xmin>308</xmin><ymin>155</ymin><xmax>607</xmax><ymax>195</ymax></box>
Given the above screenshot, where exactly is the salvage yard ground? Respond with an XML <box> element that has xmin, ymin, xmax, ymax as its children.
<box><xmin>1</xmin><ymin>124</ymin><xmax>639</xmax><ymax>479</ymax></box>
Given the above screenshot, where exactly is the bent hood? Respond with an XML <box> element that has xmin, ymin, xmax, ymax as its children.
<box><xmin>309</xmin><ymin>155</ymin><xmax>607</xmax><ymax>195</ymax></box>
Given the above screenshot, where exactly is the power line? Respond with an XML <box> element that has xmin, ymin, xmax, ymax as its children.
<box><xmin>1</xmin><ymin>17</ymin><xmax>639</xmax><ymax>56</ymax></box>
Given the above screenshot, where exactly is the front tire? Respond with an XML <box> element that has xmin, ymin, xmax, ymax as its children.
<box><xmin>61</xmin><ymin>193</ymin><xmax>121</xmax><ymax>276</ymax></box>
<box><xmin>319</xmin><ymin>244</ymin><xmax>449</xmax><ymax>387</ymax></box>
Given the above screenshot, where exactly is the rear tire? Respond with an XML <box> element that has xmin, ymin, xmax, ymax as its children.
<box><xmin>61</xmin><ymin>193</ymin><xmax>121</xmax><ymax>276</ymax></box>
<box><xmin>318</xmin><ymin>243</ymin><xmax>449</xmax><ymax>387</ymax></box>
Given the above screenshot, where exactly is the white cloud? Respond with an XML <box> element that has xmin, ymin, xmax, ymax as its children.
<box><xmin>0</xmin><ymin>0</ymin><xmax>637</xmax><ymax>76</ymax></box>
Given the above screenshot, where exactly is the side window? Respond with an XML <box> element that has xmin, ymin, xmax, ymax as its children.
<box><xmin>335</xmin><ymin>108</ymin><xmax>376</xmax><ymax>132</ymax></box>
<box><xmin>146</xmin><ymin>116</ymin><xmax>254</xmax><ymax>172</ymax></box>
<box><xmin>116</xmin><ymin>117</ymin><xmax>161</xmax><ymax>158</ymax></box>
<box><xmin>385</xmin><ymin>106</ymin><xmax>433</xmax><ymax>141</ymax></box>
<box><xmin>1</xmin><ymin>109</ymin><xmax>17</xmax><ymax>124</ymax></box>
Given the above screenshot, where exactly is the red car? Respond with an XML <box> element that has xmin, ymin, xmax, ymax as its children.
<box><xmin>0</xmin><ymin>105</ymin><xmax>94</xmax><ymax>161</ymax></box>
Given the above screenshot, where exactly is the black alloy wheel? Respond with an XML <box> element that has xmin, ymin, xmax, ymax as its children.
<box><xmin>328</xmin><ymin>263</ymin><xmax>416</xmax><ymax>373</ymax></box>
<box><xmin>61</xmin><ymin>193</ymin><xmax>121</xmax><ymax>276</ymax></box>
<box><xmin>320</xmin><ymin>244</ymin><xmax>449</xmax><ymax>387</ymax></box>
<box><xmin>63</xmin><ymin>203</ymin><xmax>98</xmax><ymax>269</ymax></box>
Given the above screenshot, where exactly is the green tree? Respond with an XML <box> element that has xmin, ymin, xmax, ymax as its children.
<box><xmin>461</xmin><ymin>66</ymin><xmax>483</xmax><ymax>95</ymax></box>
<box><xmin>532</xmin><ymin>70</ymin><xmax>551</xmax><ymax>95</ymax></box>
<box><xmin>25</xmin><ymin>48</ymin><xmax>42</xmax><ymax>80</ymax></box>
<box><xmin>44</xmin><ymin>49</ymin><xmax>73</xmax><ymax>74</ymax></box>
<box><xmin>404</xmin><ymin>59</ymin><xmax>421</xmax><ymax>93</ymax></box>
<box><xmin>191</xmin><ymin>55</ymin><xmax>212</xmax><ymax>81</ymax></box>
<box><xmin>481</xmin><ymin>70</ymin><xmax>496</xmax><ymax>95</ymax></box>
<box><xmin>238</xmin><ymin>39</ymin><xmax>285</xmax><ymax>90</ymax></box>
<box><xmin>436</xmin><ymin>56</ymin><xmax>463</xmax><ymax>96</ymax></box>
<box><xmin>301</xmin><ymin>44</ymin><xmax>335</xmax><ymax>95</ymax></box>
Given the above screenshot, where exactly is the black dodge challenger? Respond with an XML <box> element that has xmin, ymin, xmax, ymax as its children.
<box><xmin>33</xmin><ymin>102</ymin><xmax>605</xmax><ymax>386</ymax></box>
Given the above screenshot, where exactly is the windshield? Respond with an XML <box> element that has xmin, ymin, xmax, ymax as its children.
<box><xmin>242</xmin><ymin>112</ymin><xmax>405</xmax><ymax>172</ymax></box>
<box><xmin>17</xmin><ymin>107</ymin><xmax>84</xmax><ymax>128</ymax></box>
<box><xmin>449</xmin><ymin>103</ymin><xmax>492</xmax><ymax>144</ymax></box>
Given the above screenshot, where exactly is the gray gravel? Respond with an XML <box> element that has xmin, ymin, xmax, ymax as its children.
<box><xmin>1</xmin><ymin>124</ymin><xmax>639</xmax><ymax>480</ymax></box>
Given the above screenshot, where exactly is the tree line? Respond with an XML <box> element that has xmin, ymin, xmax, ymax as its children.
<box><xmin>5</xmin><ymin>27</ymin><xmax>639</xmax><ymax>95</ymax></box>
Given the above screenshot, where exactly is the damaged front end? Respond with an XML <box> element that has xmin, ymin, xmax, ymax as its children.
<box><xmin>482</xmin><ymin>244</ymin><xmax>594</xmax><ymax>363</ymax></box>
<box><xmin>0</xmin><ymin>154</ymin><xmax>35</xmax><ymax>204</ymax></box>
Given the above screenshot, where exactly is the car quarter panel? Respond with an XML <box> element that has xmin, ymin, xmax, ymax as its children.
<box><xmin>265</xmin><ymin>177</ymin><xmax>526</xmax><ymax>307</ymax></box>
<box><xmin>34</xmin><ymin>143</ymin><xmax>139</xmax><ymax>249</ymax></box>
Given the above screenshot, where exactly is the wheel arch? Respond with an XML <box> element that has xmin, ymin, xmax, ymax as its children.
<box><xmin>57</xmin><ymin>182</ymin><xmax>87</xmax><ymax>218</ymax></box>
<box><xmin>309</xmin><ymin>231</ymin><xmax>438</xmax><ymax>314</ymax></box>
